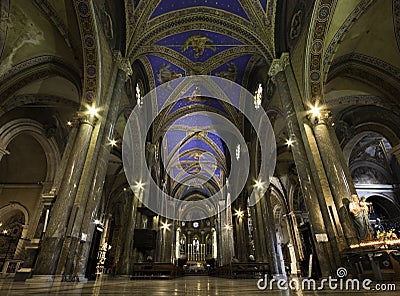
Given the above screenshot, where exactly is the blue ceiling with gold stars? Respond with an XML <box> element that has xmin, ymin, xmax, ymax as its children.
<box><xmin>150</xmin><ymin>0</ymin><xmax>249</xmax><ymax>20</ymax></box>
<box><xmin>156</xmin><ymin>30</ymin><xmax>243</xmax><ymax>63</ymax></box>
<box><xmin>129</xmin><ymin>0</ymin><xmax>271</xmax><ymax>197</ymax></box>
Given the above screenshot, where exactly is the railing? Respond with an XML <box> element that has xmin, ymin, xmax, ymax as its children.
<box><xmin>187</xmin><ymin>243</ymin><xmax>206</xmax><ymax>261</ymax></box>
<box><xmin>210</xmin><ymin>262</ymin><xmax>269</xmax><ymax>279</ymax></box>
<box><xmin>0</xmin><ymin>259</ymin><xmax>24</xmax><ymax>277</ymax></box>
<box><xmin>130</xmin><ymin>263</ymin><xmax>180</xmax><ymax>280</ymax></box>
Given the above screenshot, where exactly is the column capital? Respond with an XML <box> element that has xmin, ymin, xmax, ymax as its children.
<box><xmin>307</xmin><ymin>109</ymin><xmax>333</xmax><ymax>127</ymax></box>
<box><xmin>317</xmin><ymin>110</ymin><xmax>333</xmax><ymax>125</ymax></box>
<box><xmin>72</xmin><ymin>112</ymin><xmax>98</xmax><ymax>127</ymax></box>
<box><xmin>268</xmin><ymin>52</ymin><xmax>290</xmax><ymax>78</ymax></box>
<box><xmin>113</xmin><ymin>51</ymin><xmax>133</xmax><ymax>79</ymax></box>
<box><xmin>41</xmin><ymin>192</ymin><xmax>56</xmax><ymax>206</ymax></box>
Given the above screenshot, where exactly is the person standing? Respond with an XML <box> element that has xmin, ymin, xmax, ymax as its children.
<box><xmin>349</xmin><ymin>194</ymin><xmax>373</xmax><ymax>241</ymax></box>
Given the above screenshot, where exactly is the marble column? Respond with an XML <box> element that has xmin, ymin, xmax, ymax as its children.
<box><xmin>116</xmin><ymin>192</ymin><xmax>137</xmax><ymax>274</ymax></box>
<box><xmin>302</xmin><ymin>122</ymin><xmax>344</xmax><ymax>263</ymax></box>
<box><xmin>72</xmin><ymin>58</ymin><xmax>131</xmax><ymax>279</ymax></box>
<box><xmin>58</xmin><ymin>59</ymin><xmax>121</xmax><ymax>277</ymax></box>
<box><xmin>33</xmin><ymin>115</ymin><xmax>95</xmax><ymax>278</ymax></box>
<box><xmin>50</xmin><ymin>127</ymin><xmax>79</xmax><ymax>194</ymax></box>
<box><xmin>268</xmin><ymin>53</ymin><xmax>333</xmax><ymax>276</ymax></box>
<box><xmin>233</xmin><ymin>199</ymin><xmax>247</xmax><ymax>262</ymax></box>
<box><xmin>312</xmin><ymin>111</ymin><xmax>358</xmax><ymax>245</ymax></box>
<box><xmin>159</xmin><ymin>218</ymin><xmax>173</xmax><ymax>263</ymax></box>
<box><xmin>14</xmin><ymin>192</ymin><xmax>55</xmax><ymax>281</ymax></box>
<box><xmin>251</xmin><ymin>201</ymin><xmax>267</xmax><ymax>262</ymax></box>
<box><xmin>262</xmin><ymin>189</ymin><xmax>283</xmax><ymax>275</ymax></box>
<box><xmin>283</xmin><ymin>213</ymin><xmax>301</xmax><ymax>275</ymax></box>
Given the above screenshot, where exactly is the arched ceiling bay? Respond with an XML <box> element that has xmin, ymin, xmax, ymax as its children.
<box><xmin>324</xmin><ymin>0</ymin><xmax>400</xmax><ymax>109</ymax></box>
<box><xmin>0</xmin><ymin>0</ymin><xmax>83</xmax><ymax>126</ymax></box>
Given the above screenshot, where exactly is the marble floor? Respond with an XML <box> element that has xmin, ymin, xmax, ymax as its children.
<box><xmin>0</xmin><ymin>276</ymin><xmax>399</xmax><ymax>295</ymax></box>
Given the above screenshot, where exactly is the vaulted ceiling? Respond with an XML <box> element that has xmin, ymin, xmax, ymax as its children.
<box><xmin>120</xmin><ymin>0</ymin><xmax>277</xmax><ymax>200</ymax></box>
<box><xmin>1</xmin><ymin>0</ymin><xmax>400</xmax><ymax>204</ymax></box>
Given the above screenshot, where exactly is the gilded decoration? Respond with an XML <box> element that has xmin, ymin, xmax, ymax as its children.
<box><xmin>157</xmin><ymin>64</ymin><xmax>183</xmax><ymax>87</ymax></box>
<box><xmin>74</xmin><ymin>0</ymin><xmax>98</xmax><ymax>104</ymax></box>
<box><xmin>214</xmin><ymin>63</ymin><xmax>237</xmax><ymax>82</ymax></box>
<box><xmin>128</xmin><ymin>9</ymin><xmax>272</xmax><ymax>61</ymax></box>
<box><xmin>181</xmin><ymin>34</ymin><xmax>216</xmax><ymax>58</ymax></box>
<box><xmin>125</xmin><ymin>1</ymin><xmax>275</xmax><ymax>90</ymax></box>
<box><xmin>306</xmin><ymin>0</ymin><xmax>337</xmax><ymax>102</ymax></box>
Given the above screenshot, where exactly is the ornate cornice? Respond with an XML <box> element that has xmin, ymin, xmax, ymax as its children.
<box><xmin>329</xmin><ymin>95</ymin><xmax>400</xmax><ymax>116</ymax></box>
<box><xmin>310</xmin><ymin>109</ymin><xmax>333</xmax><ymax>127</ymax></box>
<box><xmin>305</xmin><ymin>0</ymin><xmax>338</xmax><ymax>102</ymax></box>
<box><xmin>73</xmin><ymin>111</ymin><xmax>98</xmax><ymax>127</ymax></box>
<box><xmin>268</xmin><ymin>52</ymin><xmax>290</xmax><ymax>78</ymax></box>
<box><xmin>73</xmin><ymin>0</ymin><xmax>98</xmax><ymax>104</ymax></box>
<box><xmin>113</xmin><ymin>51</ymin><xmax>133</xmax><ymax>79</ymax></box>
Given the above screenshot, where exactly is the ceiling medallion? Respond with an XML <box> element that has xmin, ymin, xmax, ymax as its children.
<box><xmin>181</xmin><ymin>34</ymin><xmax>216</xmax><ymax>58</ymax></box>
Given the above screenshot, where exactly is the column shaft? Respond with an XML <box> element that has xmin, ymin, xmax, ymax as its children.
<box><xmin>71</xmin><ymin>66</ymin><xmax>125</xmax><ymax>278</ymax></box>
<box><xmin>254</xmin><ymin>198</ymin><xmax>269</xmax><ymax>262</ymax></box>
<box><xmin>34</xmin><ymin>119</ymin><xmax>94</xmax><ymax>276</ymax></box>
<box><xmin>116</xmin><ymin>193</ymin><xmax>137</xmax><ymax>274</ymax></box>
<box><xmin>269</xmin><ymin>54</ymin><xmax>334</xmax><ymax>276</ymax></box>
<box><xmin>313</xmin><ymin>119</ymin><xmax>358</xmax><ymax>244</ymax></box>
<box><xmin>262</xmin><ymin>192</ymin><xmax>282</xmax><ymax>275</ymax></box>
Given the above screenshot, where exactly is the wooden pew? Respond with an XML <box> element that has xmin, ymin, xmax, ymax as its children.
<box><xmin>130</xmin><ymin>263</ymin><xmax>179</xmax><ymax>280</ymax></box>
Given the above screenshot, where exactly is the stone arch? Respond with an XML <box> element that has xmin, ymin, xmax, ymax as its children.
<box><xmin>0</xmin><ymin>118</ymin><xmax>60</xmax><ymax>182</ymax></box>
<box><xmin>363</xmin><ymin>194</ymin><xmax>400</xmax><ymax>221</ymax></box>
<box><xmin>0</xmin><ymin>202</ymin><xmax>29</xmax><ymax>260</ymax></box>
<box><xmin>0</xmin><ymin>202</ymin><xmax>29</xmax><ymax>226</ymax></box>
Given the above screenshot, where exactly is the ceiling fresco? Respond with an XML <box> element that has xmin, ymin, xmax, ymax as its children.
<box><xmin>150</xmin><ymin>0</ymin><xmax>249</xmax><ymax>20</ymax></box>
<box><xmin>156</xmin><ymin>30</ymin><xmax>243</xmax><ymax>63</ymax></box>
<box><xmin>128</xmin><ymin>0</ymin><xmax>272</xmax><ymax>199</ymax></box>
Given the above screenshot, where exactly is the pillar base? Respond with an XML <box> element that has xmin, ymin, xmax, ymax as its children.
<box><xmin>76</xmin><ymin>275</ymin><xmax>88</xmax><ymax>283</ymax></box>
<box><xmin>14</xmin><ymin>268</ymin><xmax>33</xmax><ymax>281</ymax></box>
<box><xmin>26</xmin><ymin>275</ymin><xmax>63</xmax><ymax>283</ymax></box>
